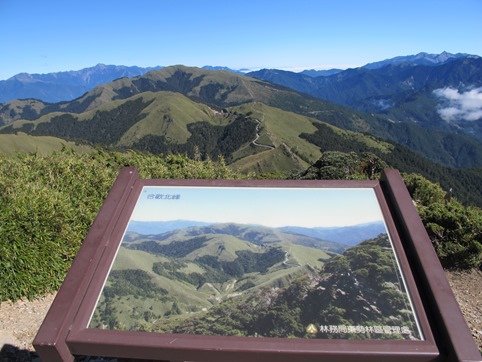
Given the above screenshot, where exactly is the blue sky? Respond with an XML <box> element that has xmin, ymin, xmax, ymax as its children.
<box><xmin>1</xmin><ymin>0</ymin><xmax>481</xmax><ymax>79</ymax></box>
<box><xmin>130</xmin><ymin>186</ymin><xmax>386</xmax><ymax>228</ymax></box>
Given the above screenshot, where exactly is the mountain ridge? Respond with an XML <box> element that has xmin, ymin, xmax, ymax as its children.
<box><xmin>362</xmin><ymin>51</ymin><xmax>479</xmax><ymax>69</ymax></box>
<box><xmin>127</xmin><ymin>219</ymin><xmax>385</xmax><ymax>248</ymax></box>
<box><xmin>248</xmin><ymin>56</ymin><xmax>482</xmax><ymax>114</ymax></box>
<box><xmin>124</xmin><ymin>222</ymin><xmax>346</xmax><ymax>254</ymax></box>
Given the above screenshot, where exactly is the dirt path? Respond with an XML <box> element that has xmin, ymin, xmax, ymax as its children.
<box><xmin>252</xmin><ymin>119</ymin><xmax>274</xmax><ymax>150</ymax></box>
<box><xmin>445</xmin><ymin>269</ymin><xmax>482</xmax><ymax>349</ymax></box>
<box><xmin>0</xmin><ymin>293</ymin><xmax>56</xmax><ymax>361</ymax></box>
<box><xmin>1</xmin><ymin>271</ymin><xmax>480</xmax><ymax>360</ymax></box>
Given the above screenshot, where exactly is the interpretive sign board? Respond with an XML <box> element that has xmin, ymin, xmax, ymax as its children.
<box><xmin>33</xmin><ymin>168</ymin><xmax>480</xmax><ymax>362</ymax></box>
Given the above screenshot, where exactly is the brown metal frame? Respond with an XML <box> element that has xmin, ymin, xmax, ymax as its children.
<box><xmin>381</xmin><ymin>169</ymin><xmax>481</xmax><ymax>362</ymax></box>
<box><xmin>33</xmin><ymin>168</ymin><xmax>480</xmax><ymax>362</ymax></box>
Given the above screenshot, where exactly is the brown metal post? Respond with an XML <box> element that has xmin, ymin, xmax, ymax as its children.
<box><xmin>380</xmin><ymin>169</ymin><xmax>481</xmax><ymax>362</ymax></box>
<box><xmin>33</xmin><ymin>167</ymin><xmax>139</xmax><ymax>361</ymax></box>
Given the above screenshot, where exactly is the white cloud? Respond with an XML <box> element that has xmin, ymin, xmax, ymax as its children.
<box><xmin>433</xmin><ymin>87</ymin><xmax>482</xmax><ymax>122</ymax></box>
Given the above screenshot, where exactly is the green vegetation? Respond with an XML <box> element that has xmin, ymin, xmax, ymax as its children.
<box><xmin>308</xmin><ymin>147</ymin><xmax>482</xmax><ymax>208</ymax></box>
<box><xmin>0</xmin><ymin>133</ymin><xmax>93</xmax><ymax>155</ymax></box>
<box><xmin>149</xmin><ymin>246</ymin><xmax>286</xmax><ymax>289</ymax></box>
<box><xmin>152</xmin><ymin>260</ymin><xmax>213</xmax><ymax>287</ymax></box>
<box><xmin>0</xmin><ymin>149</ymin><xmax>238</xmax><ymax>301</ymax></box>
<box><xmin>298</xmin><ymin>151</ymin><xmax>388</xmax><ymax>180</ymax></box>
<box><xmin>102</xmin><ymin>269</ymin><xmax>168</xmax><ymax>299</ymax></box>
<box><xmin>403</xmin><ymin>174</ymin><xmax>482</xmax><ymax>269</ymax></box>
<box><xmin>133</xmin><ymin>115</ymin><xmax>258</xmax><ymax>162</ymax></box>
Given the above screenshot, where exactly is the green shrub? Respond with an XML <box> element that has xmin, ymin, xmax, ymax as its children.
<box><xmin>403</xmin><ymin>173</ymin><xmax>482</xmax><ymax>269</ymax></box>
<box><xmin>0</xmin><ymin>149</ymin><xmax>238</xmax><ymax>301</ymax></box>
<box><xmin>298</xmin><ymin>151</ymin><xmax>388</xmax><ymax>180</ymax></box>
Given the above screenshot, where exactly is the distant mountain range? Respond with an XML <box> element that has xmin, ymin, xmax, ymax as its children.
<box><xmin>280</xmin><ymin>221</ymin><xmax>386</xmax><ymax>246</ymax></box>
<box><xmin>126</xmin><ymin>220</ymin><xmax>386</xmax><ymax>248</ymax></box>
<box><xmin>3</xmin><ymin>53</ymin><xmax>481</xmax><ymax>146</ymax></box>
<box><xmin>201</xmin><ymin>65</ymin><xmax>246</xmax><ymax>74</ymax></box>
<box><xmin>2</xmin><ymin>52</ymin><xmax>475</xmax><ymax>103</ymax></box>
<box><xmin>127</xmin><ymin>220</ymin><xmax>211</xmax><ymax>236</ymax></box>
<box><xmin>247</xmin><ymin>53</ymin><xmax>482</xmax><ymax>142</ymax></box>
<box><xmin>0</xmin><ymin>64</ymin><xmax>162</xmax><ymax>103</ymax></box>
<box><xmin>362</xmin><ymin>51</ymin><xmax>476</xmax><ymax>69</ymax></box>
<box><xmin>125</xmin><ymin>222</ymin><xmax>348</xmax><ymax>254</ymax></box>
<box><xmin>299</xmin><ymin>68</ymin><xmax>343</xmax><ymax>77</ymax></box>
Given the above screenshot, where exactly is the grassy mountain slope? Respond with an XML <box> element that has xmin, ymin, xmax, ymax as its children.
<box><xmin>92</xmin><ymin>246</ymin><xmax>215</xmax><ymax>329</ymax></box>
<box><xmin>0</xmin><ymin>133</ymin><xmax>93</xmax><ymax>155</ymax></box>
<box><xmin>5</xmin><ymin>64</ymin><xmax>482</xmax><ymax>169</ymax></box>
<box><xmin>3</xmin><ymin>65</ymin><xmax>481</xmax><ymax>169</ymax></box>
<box><xmin>0</xmin><ymin>95</ymin><xmax>385</xmax><ymax>161</ymax></box>
<box><xmin>118</xmin><ymin>92</ymin><xmax>227</xmax><ymax>145</ymax></box>
<box><xmin>2</xmin><ymin>91</ymin><xmax>233</xmax><ymax>147</ymax></box>
<box><xmin>26</xmin><ymin>65</ymin><xmax>267</xmax><ymax>113</ymax></box>
<box><xmin>128</xmin><ymin>223</ymin><xmax>337</xmax><ymax>256</ymax></box>
<box><xmin>0</xmin><ymin>99</ymin><xmax>47</xmax><ymax>125</ymax></box>
<box><xmin>183</xmin><ymin>235</ymin><xmax>260</xmax><ymax>262</ymax></box>
<box><xmin>0</xmin><ymin>65</ymin><xmax>406</xmax><ymax>134</ymax></box>
<box><xmin>1</xmin><ymin>66</ymin><xmax>482</xmax><ymax>205</ymax></box>
<box><xmin>112</xmin><ymin>246</ymin><xmax>214</xmax><ymax>305</ymax></box>
<box><xmin>232</xmin><ymin>103</ymin><xmax>320</xmax><ymax>158</ymax></box>
<box><xmin>1</xmin><ymin>89</ymin><xmax>393</xmax><ymax>174</ymax></box>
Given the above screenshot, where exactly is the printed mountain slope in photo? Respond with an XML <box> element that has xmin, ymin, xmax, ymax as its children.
<box><xmin>90</xmin><ymin>221</ymin><xmax>421</xmax><ymax>340</ymax></box>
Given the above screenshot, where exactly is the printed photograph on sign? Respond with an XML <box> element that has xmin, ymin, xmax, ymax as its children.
<box><xmin>89</xmin><ymin>186</ymin><xmax>423</xmax><ymax>340</ymax></box>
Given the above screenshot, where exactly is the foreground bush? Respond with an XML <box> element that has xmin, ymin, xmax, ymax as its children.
<box><xmin>0</xmin><ymin>149</ymin><xmax>238</xmax><ymax>301</ymax></box>
<box><xmin>404</xmin><ymin>174</ymin><xmax>482</xmax><ymax>270</ymax></box>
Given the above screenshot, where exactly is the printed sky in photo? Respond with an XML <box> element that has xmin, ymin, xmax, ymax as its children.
<box><xmin>130</xmin><ymin>186</ymin><xmax>386</xmax><ymax>228</ymax></box>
